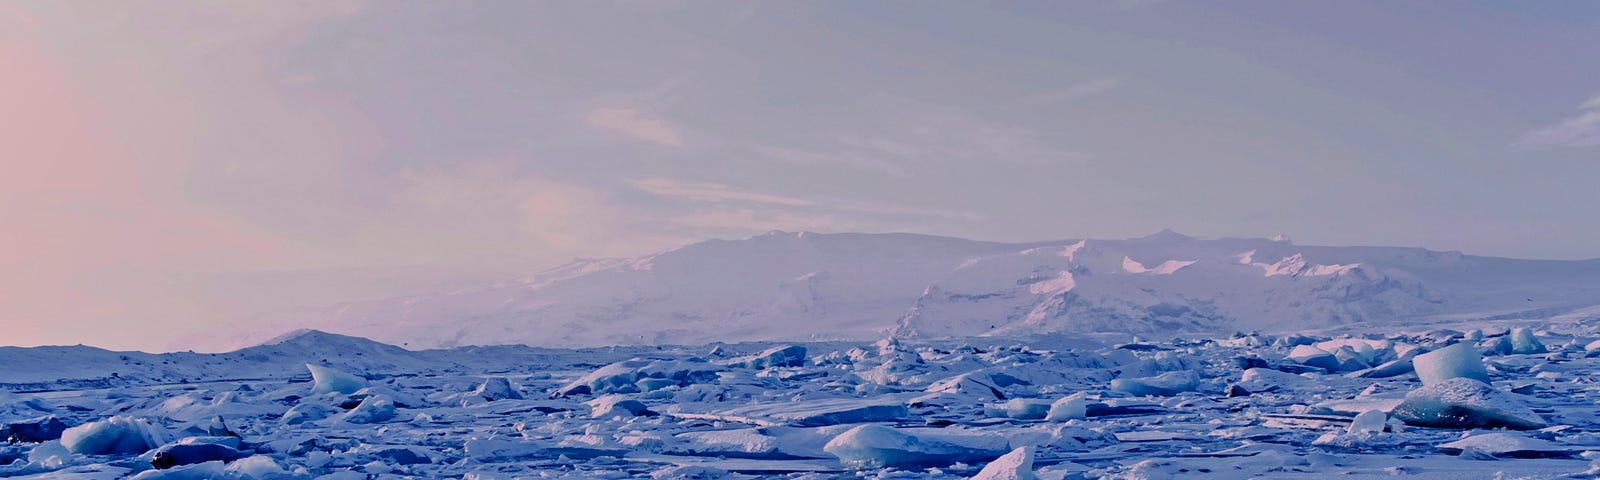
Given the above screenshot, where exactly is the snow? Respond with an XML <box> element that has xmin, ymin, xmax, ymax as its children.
<box><xmin>1411</xmin><ymin>343</ymin><xmax>1492</xmax><ymax>386</ymax></box>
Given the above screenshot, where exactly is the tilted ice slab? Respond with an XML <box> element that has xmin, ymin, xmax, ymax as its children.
<box><xmin>1391</xmin><ymin>377</ymin><xmax>1546</xmax><ymax>430</ymax></box>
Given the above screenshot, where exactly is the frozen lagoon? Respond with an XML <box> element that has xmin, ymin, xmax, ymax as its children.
<box><xmin>5</xmin><ymin>324</ymin><xmax>1600</xmax><ymax>479</ymax></box>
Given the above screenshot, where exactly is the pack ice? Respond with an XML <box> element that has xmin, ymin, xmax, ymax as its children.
<box><xmin>6</xmin><ymin>320</ymin><xmax>1600</xmax><ymax>479</ymax></box>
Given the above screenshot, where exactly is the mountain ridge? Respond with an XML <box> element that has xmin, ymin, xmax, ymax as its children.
<box><xmin>226</xmin><ymin>230</ymin><xmax>1600</xmax><ymax>350</ymax></box>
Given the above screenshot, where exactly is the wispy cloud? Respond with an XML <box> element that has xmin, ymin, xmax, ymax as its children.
<box><xmin>586</xmin><ymin>107</ymin><xmax>684</xmax><ymax>146</ymax></box>
<box><xmin>1016</xmin><ymin>78</ymin><xmax>1119</xmax><ymax>105</ymax></box>
<box><xmin>1514</xmin><ymin>94</ymin><xmax>1600</xmax><ymax>149</ymax></box>
<box><xmin>629</xmin><ymin>178</ymin><xmax>814</xmax><ymax>206</ymax></box>
<box><xmin>629</xmin><ymin>177</ymin><xmax>984</xmax><ymax>235</ymax></box>
<box><xmin>752</xmin><ymin>96</ymin><xmax>1087</xmax><ymax>177</ymax></box>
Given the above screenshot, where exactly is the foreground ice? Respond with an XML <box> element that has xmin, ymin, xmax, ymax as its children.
<box><xmin>4</xmin><ymin>323</ymin><xmax>1600</xmax><ymax>478</ymax></box>
<box><xmin>1390</xmin><ymin>377</ymin><xmax>1546</xmax><ymax>430</ymax></box>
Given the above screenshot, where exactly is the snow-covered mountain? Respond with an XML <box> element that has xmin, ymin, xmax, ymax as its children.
<box><xmin>247</xmin><ymin>231</ymin><xmax>1600</xmax><ymax>349</ymax></box>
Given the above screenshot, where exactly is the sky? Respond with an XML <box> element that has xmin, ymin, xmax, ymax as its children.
<box><xmin>2</xmin><ymin>1</ymin><xmax>1598</xmax><ymax>351</ymax></box>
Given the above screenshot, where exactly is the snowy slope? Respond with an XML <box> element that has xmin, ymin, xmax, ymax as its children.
<box><xmin>235</xmin><ymin>231</ymin><xmax>1600</xmax><ymax>349</ymax></box>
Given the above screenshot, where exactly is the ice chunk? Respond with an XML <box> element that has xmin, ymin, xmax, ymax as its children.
<box><xmin>668</xmin><ymin>425</ymin><xmax>843</xmax><ymax>459</ymax></box>
<box><xmin>588</xmin><ymin>395</ymin><xmax>652</xmax><ymax>419</ymax></box>
<box><xmin>129</xmin><ymin>460</ymin><xmax>225</xmax><ymax>480</ymax></box>
<box><xmin>1411</xmin><ymin>343</ymin><xmax>1490</xmax><ymax>386</ymax></box>
<box><xmin>1390</xmin><ymin>377</ymin><xmax>1545</xmax><ymax>430</ymax></box>
<box><xmin>306</xmin><ymin>364</ymin><xmax>368</xmax><ymax>395</ymax></box>
<box><xmin>1280</xmin><ymin>345</ymin><xmax>1344</xmax><ymax>371</ymax></box>
<box><xmin>1347</xmin><ymin>410</ymin><xmax>1386</xmax><ymax>435</ymax></box>
<box><xmin>925</xmin><ymin>373</ymin><xmax>1006</xmax><ymax>400</ymax></box>
<box><xmin>1585</xmin><ymin>339</ymin><xmax>1600</xmax><ymax>357</ymax></box>
<box><xmin>28</xmin><ymin>440</ymin><xmax>71</xmax><ymax>469</ymax></box>
<box><xmin>1436</xmin><ymin>432</ymin><xmax>1575</xmax><ymax>458</ymax></box>
<box><xmin>1286</xmin><ymin>345</ymin><xmax>1340</xmax><ymax>372</ymax></box>
<box><xmin>1332</xmin><ymin>347</ymin><xmax>1371</xmax><ymax>372</ymax></box>
<box><xmin>1508</xmin><ymin>328</ymin><xmax>1547</xmax><ymax>354</ymax></box>
<box><xmin>636</xmin><ymin>378</ymin><xmax>680</xmax><ymax>392</ymax></box>
<box><xmin>559</xmin><ymin>359</ymin><xmax>650</xmax><ymax>396</ymax></box>
<box><xmin>1315</xmin><ymin>339</ymin><xmax>1384</xmax><ymax>364</ymax></box>
<box><xmin>823</xmin><ymin>424</ymin><xmax>1010</xmax><ymax>468</ymax></box>
<box><xmin>734</xmin><ymin>345</ymin><xmax>807</xmax><ymax>369</ymax></box>
<box><xmin>341</xmin><ymin>396</ymin><xmax>396</xmax><ymax>424</ymax></box>
<box><xmin>1357</xmin><ymin>351</ymin><xmax>1417</xmax><ymax>378</ymax></box>
<box><xmin>280</xmin><ymin>403</ymin><xmax>335</xmax><ymax>425</ymax></box>
<box><xmin>651</xmin><ymin>465</ymin><xmax>731</xmax><ymax>479</ymax></box>
<box><xmin>2</xmin><ymin>415</ymin><xmax>72</xmax><ymax>443</ymax></box>
<box><xmin>60</xmin><ymin>416</ymin><xmax>166</xmax><ymax>455</ymax></box>
<box><xmin>1045</xmin><ymin>394</ymin><xmax>1087</xmax><ymax>421</ymax></box>
<box><xmin>970</xmin><ymin>445</ymin><xmax>1036</xmax><ymax>480</ymax></box>
<box><xmin>149</xmin><ymin>442</ymin><xmax>246</xmax><ymax>469</ymax></box>
<box><xmin>471</xmin><ymin>377</ymin><xmax>522</xmax><ymax>401</ymax></box>
<box><xmin>985</xmin><ymin>399</ymin><xmax>1050</xmax><ymax>420</ymax></box>
<box><xmin>1109</xmin><ymin>371</ymin><xmax>1199</xmax><ymax>397</ymax></box>
<box><xmin>1236</xmin><ymin>368</ymin><xmax>1307</xmax><ymax>393</ymax></box>
<box><xmin>223</xmin><ymin>455</ymin><xmax>290</xmax><ymax>479</ymax></box>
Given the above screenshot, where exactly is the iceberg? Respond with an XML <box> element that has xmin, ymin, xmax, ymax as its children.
<box><xmin>1390</xmin><ymin>378</ymin><xmax>1545</xmax><ymax>430</ymax></box>
<box><xmin>471</xmin><ymin>377</ymin><xmax>523</xmax><ymax>402</ymax></box>
<box><xmin>1346</xmin><ymin>410</ymin><xmax>1386</xmax><ymax>435</ymax></box>
<box><xmin>970</xmin><ymin>445</ymin><xmax>1036</xmax><ymax>480</ymax></box>
<box><xmin>559</xmin><ymin>359</ymin><xmax>651</xmax><ymax>396</ymax></box>
<box><xmin>1236</xmin><ymin>367</ymin><xmax>1307</xmax><ymax>393</ymax></box>
<box><xmin>824</xmin><ymin>424</ymin><xmax>1010</xmax><ymax>468</ymax></box>
<box><xmin>306</xmin><ymin>364</ymin><xmax>369</xmax><ymax>395</ymax></box>
<box><xmin>1411</xmin><ymin>343</ymin><xmax>1490</xmax><ymax>386</ymax></box>
<box><xmin>1045</xmin><ymin>394</ymin><xmax>1087</xmax><ymax>421</ymax></box>
<box><xmin>59</xmin><ymin>416</ymin><xmax>167</xmax><ymax>455</ymax></box>
<box><xmin>735</xmin><ymin>345</ymin><xmax>808</xmax><ymax>369</ymax></box>
<box><xmin>588</xmin><ymin>395</ymin><xmax>652</xmax><ymax>419</ymax></box>
<box><xmin>342</xmin><ymin>396</ymin><xmax>396</xmax><ymax>424</ymax></box>
<box><xmin>1508</xmin><ymin>328</ymin><xmax>1547</xmax><ymax>355</ymax></box>
<box><xmin>985</xmin><ymin>398</ymin><xmax>1051</xmax><ymax>420</ymax></box>
<box><xmin>1110</xmin><ymin>371</ymin><xmax>1200</xmax><ymax>397</ymax></box>
<box><xmin>2</xmin><ymin>415</ymin><xmax>72</xmax><ymax>444</ymax></box>
<box><xmin>1286</xmin><ymin>345</ymin><xmax>1340</xmax><ymax>372</ymax></box>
